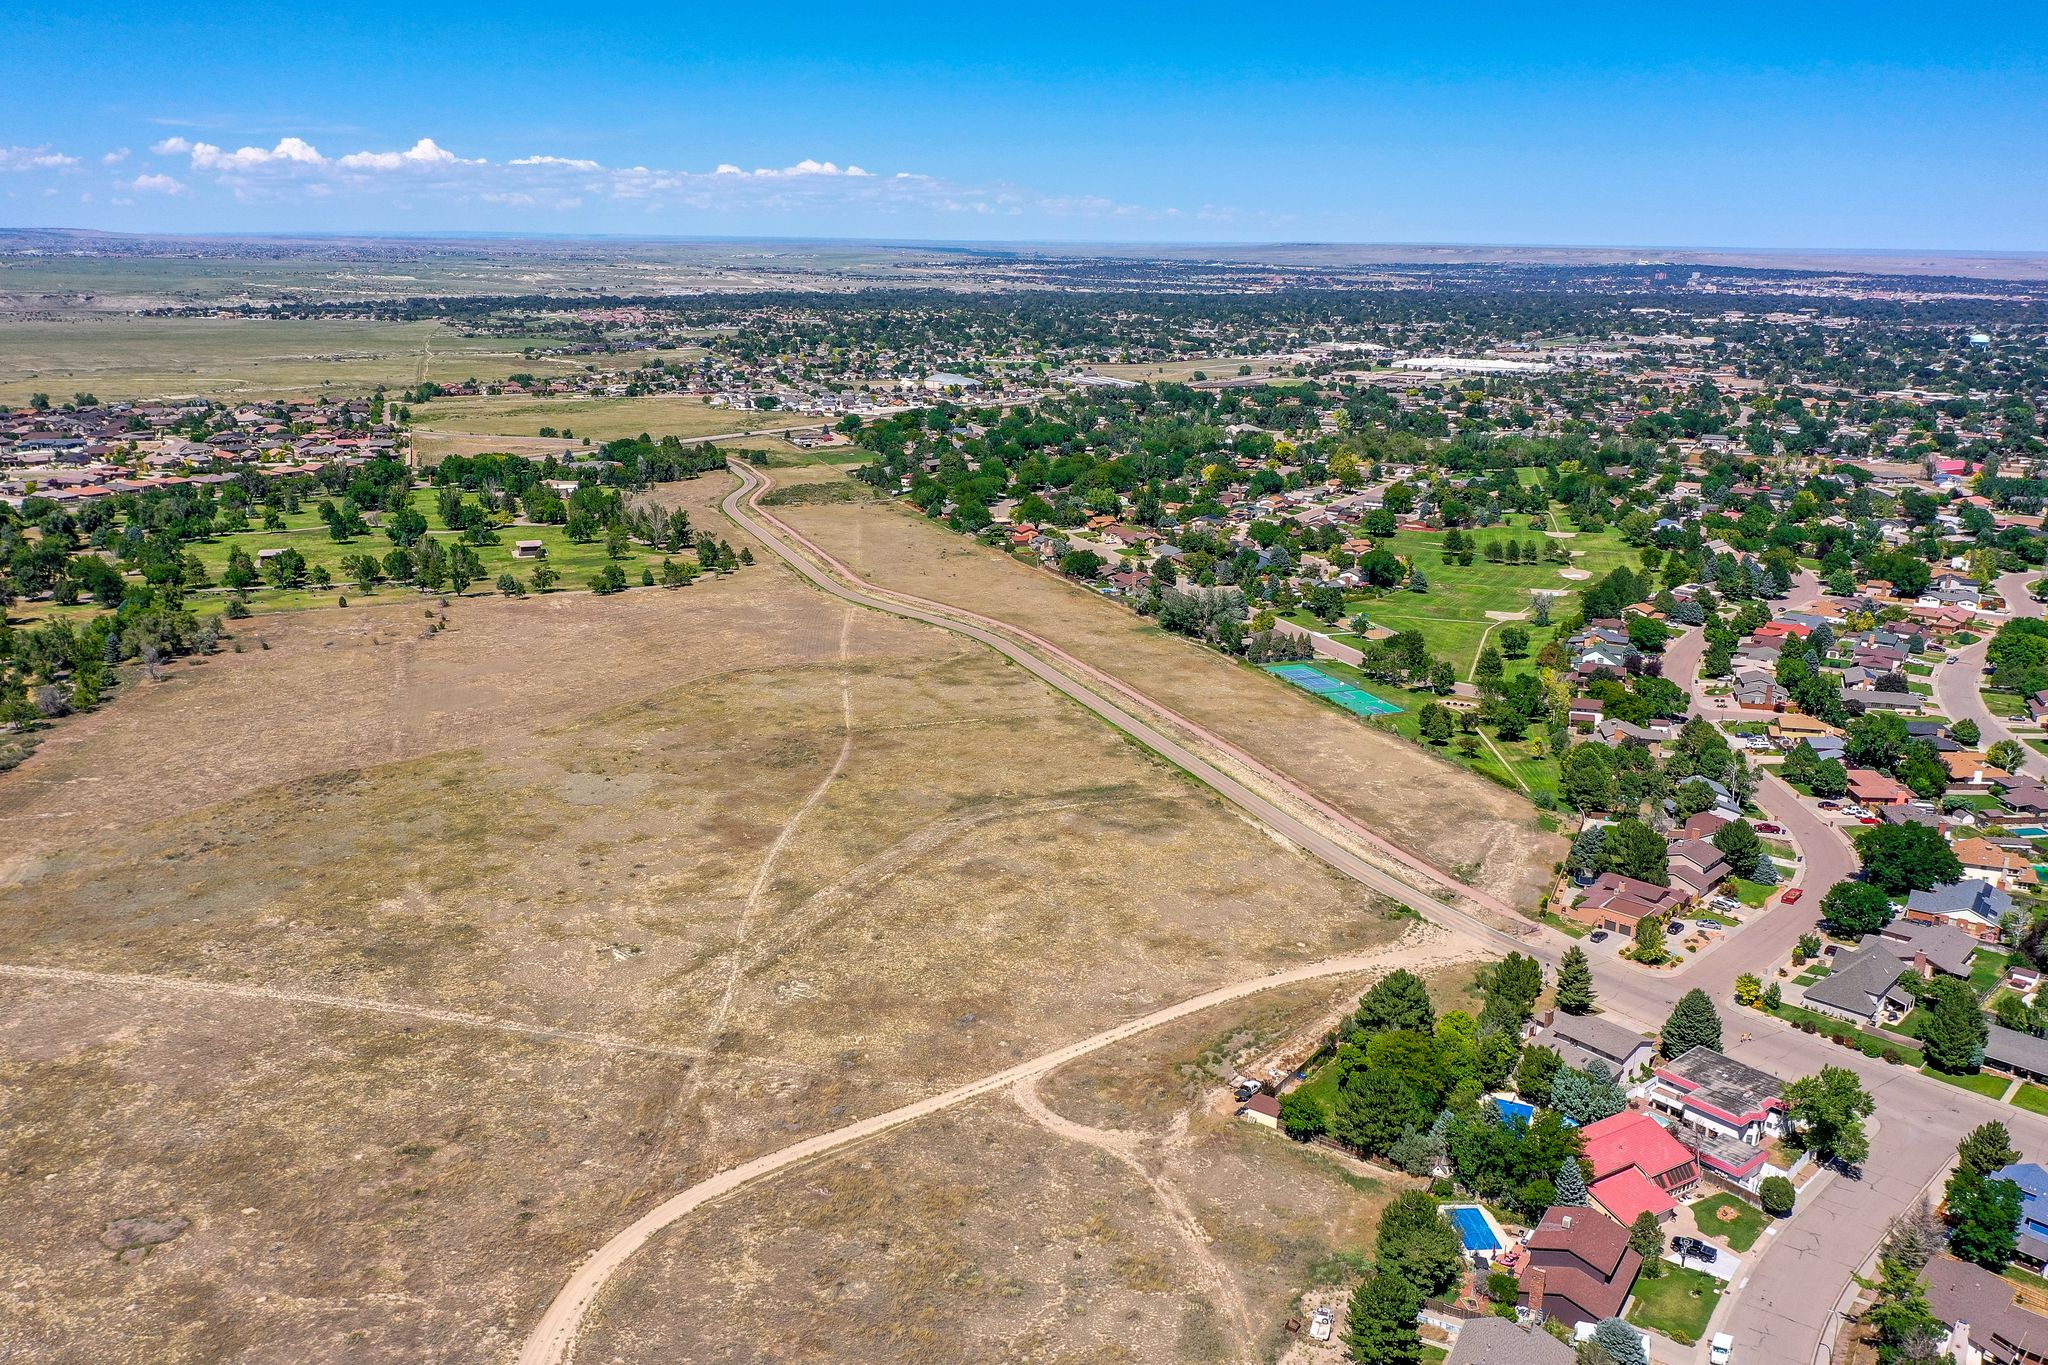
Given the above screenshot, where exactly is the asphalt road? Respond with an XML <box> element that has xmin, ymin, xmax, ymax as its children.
<box><xmin>1932</xmin><ymin>570</ymin><xmax>2044</xmax><ymax>780</ymax></box>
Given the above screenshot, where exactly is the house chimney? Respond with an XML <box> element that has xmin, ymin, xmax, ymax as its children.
<box><xmin>1525</xmin><ymin>1266</ymin><xmax>1546</xmax><ymax>1318</ymax></box>
<box><xmin>1561</xmin><ymin>1214</ymin><xmax>1574</xmax><ymax>1230</ymax></box>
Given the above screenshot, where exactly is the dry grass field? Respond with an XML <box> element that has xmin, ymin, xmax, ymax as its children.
<box><xmin>761</xmin><ymin>464</ymin><xmax>1564</xmax><ymax>913</ymax></box>
<box><xmin>409</xmin><ymin>393</ymin><xmax>815</xmax><ymax>447</ymax></box>
<box><xmin>576</xmin><ymin>960</ymin><xmax>1486</xmax><ymax>1364</ymax></box>
<box><xmin>0</xmin><ymin>315</ymin><xmax>576</xmax><ymax>405</ymax></box>
<box><xmin>0</xmin><ymin>481</ymin><xmax>1429</xmax><ymax>1363</ymax></box>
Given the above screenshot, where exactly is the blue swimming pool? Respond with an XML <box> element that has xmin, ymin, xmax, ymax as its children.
<box><xmin>1492</xmin><ymin>1098</ymin><xmax>1536</xmax><ymax>1128</ymax></box>
<box><xmin>1447</xmin><ymin>1206</ymin><xmax>1500</xmax><ymax>1252</ymax></box>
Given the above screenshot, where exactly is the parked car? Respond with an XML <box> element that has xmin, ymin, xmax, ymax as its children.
<box><xmin>1945</xmin><ymin>653</ymin><xmax>1960</xmax><ymax>664</ymax></box>
<box><xmin>1232</xmin><ymin>1078</ymin><xmax>1263</xmax><ymax>1102</ymax></box>
<box><xmin>1309</xmin><ymin>1306</ymin><xmax>1335</xmax><ymax>1342</ymax></box>
<box><xmin>1755</xmin><ymin>822</ymin><xmax>1784</xmax><ymax>834</ymax></box>
<box><xmin>1819</xmin><ymin>800</ymin><xmax>1842</xmax><ymax>811</ymax></box>
<box><xmin>1673</xmin><ymin>1234</ymin><xmax>1714</xmax><ymax>1261</ymax></box>
<box><xmin>1710</xmin><ymin>1331</ymin><xmax>1736</xmax><ymax>1363</ymax></box>
<box><xmin>1781</xmin><ymin>887</ymin><xmax>1804</xmax><ymax>903</ymax></box>
<box><xmin>1858</xmin><ymin>816</ymin><xmax>1881</xmax><ymax>825</ymax></box>
<box><xmin>1667</xmin><ymin>920</ymin><xmax>1688</xmax><ymax>935</ymax></box>
<box><xmin>1589</xmin><ymin>930</ymin><xmax>1611</xmax><ymax>943</ymax></box>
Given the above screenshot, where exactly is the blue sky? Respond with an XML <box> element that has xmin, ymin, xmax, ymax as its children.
<box><xmin>5</xmin><ymin>0</ymin><xmax>2044</xmax><ymax>248</ymax></box>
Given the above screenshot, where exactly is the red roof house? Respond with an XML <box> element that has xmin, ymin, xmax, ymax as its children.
<box><xmin>1578</xmin><ymin>1110</ymin><xmax>1699</xmax><ymax>1224</ymax></box>
<box><xmin>1517</xmin><ymin>1206</ymin><xmax>1644</xmax><ymax>1329</ymax></box>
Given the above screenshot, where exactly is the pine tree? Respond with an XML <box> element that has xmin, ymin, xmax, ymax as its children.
<box><xmin>1629</xmin><ymin>1211</ymin><xmax>1665</xmax><ymax>1278</ymax></box>
<box><xmin>1592</xmin><ymin>1317</ymin><xmax>1649</xmax><ymax>1365</ymax></box>
<box><xmin>1345</xmin><ymin>1268</ymin><xmax>1422</xmax><ymax>1365</ymax></box>
<box><xmin>1661</xmin><ymin>989</ymin><xmax>1723</xmax><ymax>1058</ymax></box>
<box><xmin>1958</xmin><ymin>1121</ymin><xmax>2021</xmax><ymax>1179</ymax></box>
<box><xmin>1351</xmin><ymin>969</ymin><xmax>1435</xmax><ymax>1040</ymax></box>
<box><xmin>1556</xmin><ymin>945</ymin><xmax>1595</xmax><ymax>1015</ymax></box>
<box><xmin>1555</xmin><ymin>1155</ymin><xmax>1591</xmax><ymax>1207</ymax></box>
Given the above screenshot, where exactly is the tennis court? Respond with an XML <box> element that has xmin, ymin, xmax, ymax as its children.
<box><xmin>1263</xmin><ymin>662</ymin><xmax>1403</xmax><ymax>717</ymax></box>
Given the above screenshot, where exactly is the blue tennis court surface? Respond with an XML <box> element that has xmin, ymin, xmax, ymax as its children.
<box><xmin>1447</xmin><ymin>1206</ymin><xmax>1500</xmax><ymax>1252</ymax></box>
<box><xmin>1263</xmin><ymin>662</ymin><xmax>1403</xmax><ymax>717</ymax></box>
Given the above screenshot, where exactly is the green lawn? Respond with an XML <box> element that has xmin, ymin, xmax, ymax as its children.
<box><xmin>1792</xmin><ymin>968</ymin><xmax>1831</xmax><ymax>986</ymax></box>
<box><xmin>1972</xmin><ymin>951</ymin><xmax>2015</xmax><ymax>998</ymax></box>
<box><xmin>1922</xmin><ymin>1067</ymin><xmax>2012</xmax><ymax>1098</ymax></box>
<box><xmin>2013</xmin><ymin>1083</ymin><xmax>2048</xmax><ymax>1116</ymax></box>
<box><xmin>1987</xmin><ymin>690</ymin><xmax>2030</xmax><ymax>719</ymax></box>
<box><xmin>1730</xmin><ymin>878</ymin><xmax>1775</xmax><ymax>908</ymax></box>
<box><xmin>1690</xmin><ymin>1193</ymin><xmax>1768</xmax><ymax>1253</ymax></box>
<box><xmin>1299</xmin><ymin>658</ymin><xmax>1562</xmax><ymax>800</ymax></box>
<box><xmin>1765</xmin><ymin>1002</ymin><xmax>1924</xmax><ymax>1065</ymax></box>
<box><xmin>1627</xmin><ymin>1264</ymin><xmax>1724</xmax><ymax>1345</ymax></box>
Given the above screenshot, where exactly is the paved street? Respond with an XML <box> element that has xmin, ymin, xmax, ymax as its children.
<box><xmin>1931</xmin><ymin>569</ymin><xmax>2044</xmax><ymax>779</ymax></box>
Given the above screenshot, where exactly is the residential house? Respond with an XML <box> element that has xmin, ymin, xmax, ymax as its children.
<box><xmin>1954</xmin><ymin>838</ymin><xmax>2043</xmax><ymax>893</ymax></box>
<box><xmin>1925</xmin><ymin>1255</ymin><xmax>2048</xmax><ymax>1364</ymax></box>
<box><xmin>1236</xmin><ymin>1093</ymin><xmax>1281</xmax><ymax>1129</ymax></box>
<box><xmin>1987</xmin><ymin>1027</ymin><xmax>2048</xmax><ymax>1086</ymax></box>
<box><xmin>1803</xmin><ymin>940</ymin><xmax>1916</xmax><ymax>1026</ymax></box>
<box><xmin>1993</xmin><ymin>1162</ymin><xmax>2048</xmax><ymax>1269</ymax></box>
<box><xmin>1532</xmin><ymin>1011</ymin><xmax>1655</xmax><ymax>1082</ymax></box>
<box><xmin>1842</xmin><ymin>688</ymin><xmax>1923</xmax><ymax>713</ymax></box>
<box><xmin>1643</xmin><ymin>1046</ymin><xmax>1788</xmax><ymax>1145</ymax></box>
<box><xmin>1517</xmin><ymin>1207</ymin><xmax>1644</xmax><ymax>1330</ymax></box>
<box><xmin>1846</xmin><ymin>769</ymin><xmax>1912</xmax><ymax>806</ymax></box>
<box><xmin>1578</xmin><ymin>1110</ymin><xmax>1700</xmax><ymax>1226</ymax></box>
<box><xmin>1444</xmin><ymin>1317</ymin><xmax>1575</xmax><ymax>1365</ymax></box>
<box><xmin>1998</xmin><ymin>779</ymin><xmax>2048</xmax><ymax>819</ymax></box>
<box><xmin>1771</xmin><ymin>713</ymin><xmax>1844</xmax><ymax>748</ymax></box>
<box><xmin>1666</xmin><ymin>839</ymin><xmax>1731</xmax><ymax>903</ymax></box>
<box><xmin>1876</xmin><ymin>919</ymin><xmax>1983</xmax><ymax>979</ymax></box>
<box><xmin>1904</xmin><ymin>879</ymin><xmax>2015</xmax><ymax>941</ymax></box>
<box><xmin>1569</xmin><ymin>873</ymin><xmax>1689</xmax><ymax>935</ymax></box>
<box><xmin>1568</xmin><ymin>697</ymin><xmax>1605</xmax><ymax>729</ymax></box>
<box><xmin>1946</xmin><ymin>751</ymin><xmax>1997</xmax><ymax>790</ymax></box>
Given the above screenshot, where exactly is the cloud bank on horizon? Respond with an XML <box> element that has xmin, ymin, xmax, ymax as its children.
<box><xmin>0</xmin><ymin>132</ymin><xmax>1223</xmax><ymax>233</ymax></box>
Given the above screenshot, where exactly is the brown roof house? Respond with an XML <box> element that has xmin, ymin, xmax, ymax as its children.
<box><xmin>1568</xmin><ymin>873</ymin><xmax>1688</xmax><ymax>935</ymax></box>
<box><xmin>1517</xmin><ymin>1206</ymin><xmax>1644</xmax><ymax>1330</ymax></box>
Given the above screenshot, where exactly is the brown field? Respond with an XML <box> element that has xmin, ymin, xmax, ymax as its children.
<box><xmin>577</xmin><ymin>960</ymin><xmax>1486</xmax><ymax>1363</ymax></box>
<box><xmin>408</xmin><ymin>393</ymin><xmax>819</xmax><ymax>453</ymax></box>
<box><xmin>761</xmin><ymin>464</ymin><xmax>1564</xmax><ymax>912</ymax></box>
<box><xmin>0</xmin><ymin>488</ymin><xmax>1435</xmax><ymax>1363</ymax></box>
<box><xmin>1091</xmin><ymin>356</ymin><xmax>1299</xmax><ymax>384</ymax></box>
<box><xmin>0</xmin><ymin>315</ymin><xmax>578</xmax><ymax>405</ymax></box>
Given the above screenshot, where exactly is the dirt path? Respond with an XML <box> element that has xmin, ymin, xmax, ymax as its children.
<box><xmin>0</xmin><ymin>961</ymin><xmax>806</xmax><ymax>1069</ymax></box>
<box><xmin>728</xmin><ymin>464</ymin><xmax>1524</xmax><ymax>928</ymax></box>
<box><xmin>512</xmin><ymin>926</ymin><xmax>1475</xmax><ymax>1365</ymax></box>
<box><xmin>1008</xmin><ymin>1075</ymin><xmax>1259</xmax><ymax>1353</ymax></box>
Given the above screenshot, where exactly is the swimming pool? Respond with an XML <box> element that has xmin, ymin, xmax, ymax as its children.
<box><xmin>1492</xmin><ymin>1098</ymin><xmax>1536</xmax><ymax>1128</ymax></box>
<box><xmin>1447</xmin><ymin>1205</ymin><xmax>1501</xmax><ymax>1253</ymax></box>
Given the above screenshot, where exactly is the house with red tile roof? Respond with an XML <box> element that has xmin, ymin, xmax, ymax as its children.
<box><xmin>1578</xmin><ymin>1110</ymin><xmax>1699</xmax><ymax>1227</ymax></box>
<box><xmin>1846</xmin><ymin>768</ymin><xmax>1911</xmax><ymax>806</ymax></box>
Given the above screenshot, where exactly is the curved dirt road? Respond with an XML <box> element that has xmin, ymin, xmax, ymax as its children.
<box><xmin>513</xmin><ymin>927</ymin><xmax>1474</xmax><ymax>1365</ymax></box>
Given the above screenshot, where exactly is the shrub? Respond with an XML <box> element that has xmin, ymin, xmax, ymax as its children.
<box><xmin>1760</xmin><ymin>1176</ymin><xmax>1796</xmax><ymax>1216</ymax></box>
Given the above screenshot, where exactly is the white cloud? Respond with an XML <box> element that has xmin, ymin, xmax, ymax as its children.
<box><xmin>133</xmin><ymin>129</ymin><xmax>1158</xmax><ymax>223</ymax></box>
<box><xmin>131</xmin><ymin>173</ymin><xmax>186</xmax><ymax>195</ymax></box>
<box><xmin>336</xmin><ymin>137</ymin><xmax>469</xmax><ymax>171</ymax></box>
<box><xmin>0</xmin><ymin>145</ymin><xmax>80</xmax><ymax>171</ymax></box>
<box><xmin>510</xmin><ymin>154</ymin><xmax>600</xmax><ymax>171</ymax></box>
<box><xmin>102</xmin><ymin>148</ymin><xmax>131</xmax><ymax>165</ymax></box>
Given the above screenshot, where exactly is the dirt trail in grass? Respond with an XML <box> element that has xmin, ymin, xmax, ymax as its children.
<box><xmin>0</xmin><ymin>961</ymin><xmax>801</xmax><ymax>1068</ymax></box>
<box><xmin>1008</xmin><ymin>1073</ymin><xmax>1258</xmax><ymax>1354</ymax></box>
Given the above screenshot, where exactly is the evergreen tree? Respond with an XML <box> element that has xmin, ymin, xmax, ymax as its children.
<box><xmin>1345</xmin><ymin>1268</ymin><xmax>1422</xmax><ymax>1365</ymax></box>
<box><xmin>1920</xmin><ymin>977</ymin><xmax>1989</xmax><ymax>1074</ymax></box>
<box><xmin>1864</xmin><ymin>1255</ymin><xmax>1942</xmax><ymax>1361</ymax></box>
<box><xmin>1352</xmin><ymin>970</ymin><xmax>1435</xmax><ymax>1040</ymax></box>
<box><xmin>1376</xmin><ymin>1190</ymin><xmax>1465</xmax><ymax>1297</ymax></box>
<box><xmin>1661</xmin><ymin>989</ymin><xmax>1723</xmax><ymax>1058</ymax></box>
<box><xmin>1592</xmin><ymin>1317</ymin><xmax>1649</xmax><ymax>1365</ymax></box>
<box><xmin>1555</xmin><ymin>1155</ymin><xmax>1591</xmax><ymax>1207</ymax></box>
<box><xmin>1555</xmin><ymin>945</ymin><xmax>1596</xmax><ymax>1015</ymax></box>
<box><xmin>1551</xmin><ymin>1063</ymin><xmax>1628</xmax><ymax>1124</ymax></box>
<box><xmin>1958</xmin><ymin>1121</ymin><xmax>2021</xmax><ymax>1179</ymax></box>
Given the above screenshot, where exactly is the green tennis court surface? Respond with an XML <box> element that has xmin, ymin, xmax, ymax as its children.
<box><xmin>1263</xmin><ymin>662</ymin><xmax>1404</xmax><ymax>717</ymax></box>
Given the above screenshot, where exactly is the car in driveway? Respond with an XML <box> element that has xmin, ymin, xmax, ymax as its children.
<box><xmin>1667</xmin><ymin>920</ymin><xmax>1688</xmax><ymax>935</ymax></box>
<box><xmin>1673</xmin><ymin>1234</ymin><xmax>1715</xmax><ymax>1261</ymax></box>
<box><xmin>1819</xmin><ymin>800</ymin><xmax>1842</xmax><ymax>811</ymax></box>
<box><xmin>1858</xmin><ymin>816</ymin><xmax>1882</xmax><ymax>825</ymax></box>
<box><xmin>1589</xmin><ymin>930</ymin><xmax>1611</xmax><ymax>943</ymax></box>
<box><xmin>1781</xmin><ymin>887</ymin><xmax>1804</xmax><ymax>903</ymax></box>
